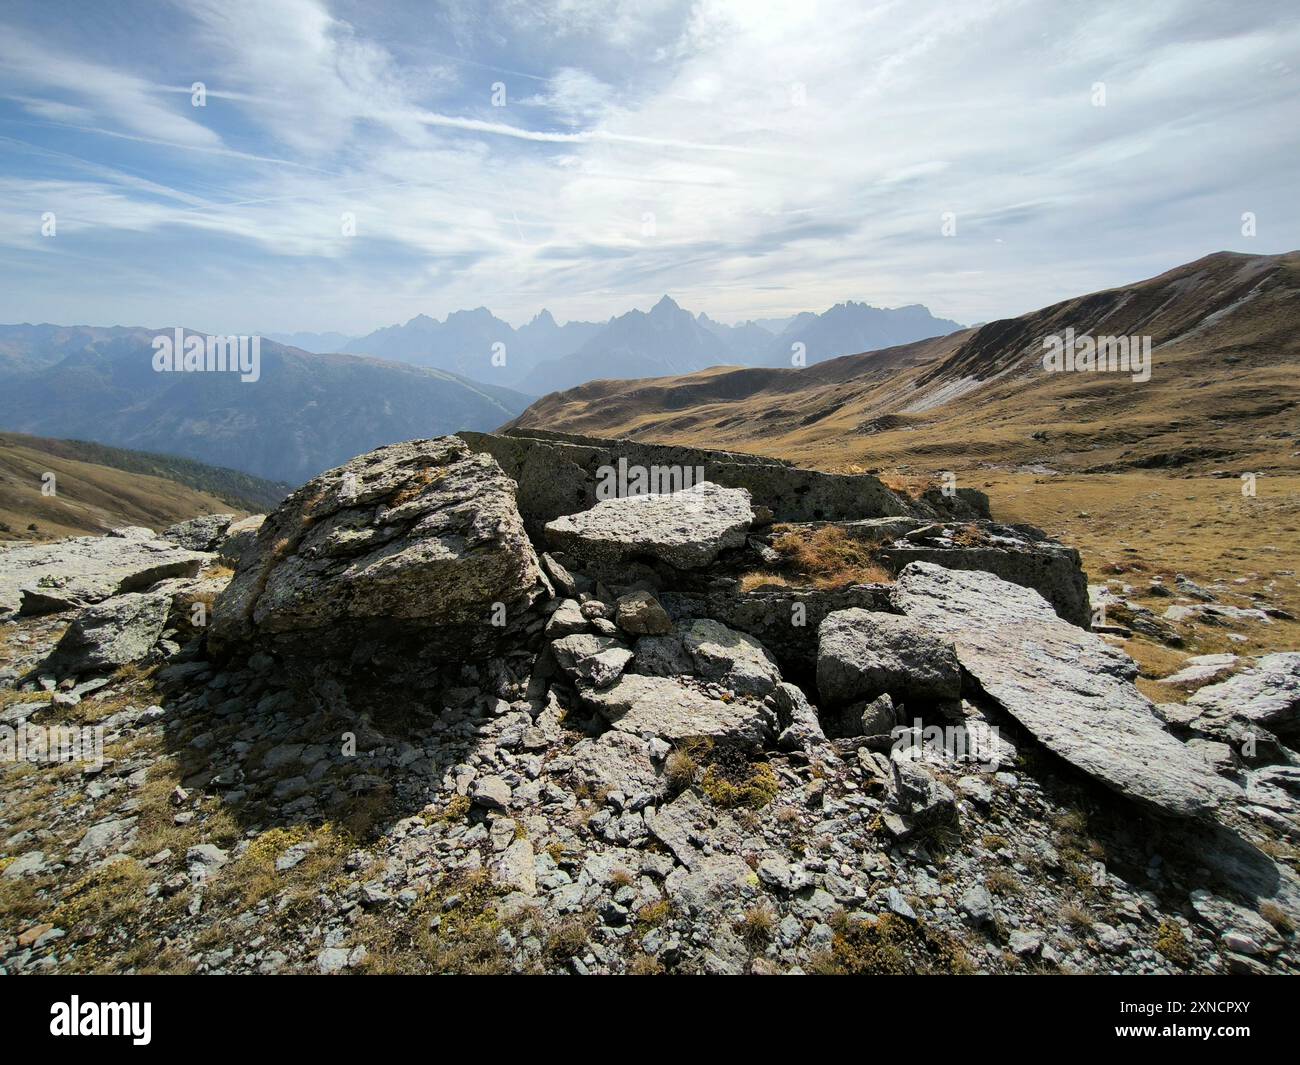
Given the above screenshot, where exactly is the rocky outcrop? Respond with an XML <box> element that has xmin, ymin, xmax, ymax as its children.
<box><xmin>460</xmin><ymin>427</ymin><xmax>917</xmax><ymax>531</ymax></box>
<box><xmin>544</xmin><ymin>481</ymin><xmax>754</xmax><ymax>571</ymax></box>
<box><xmin>817</xmin><ymin>608</ymin><xmax>961</xmax><ymax>706</ymax></box>
<box><xmin>162</xmin><ymin>514</ymin><xmax>236</xmax><ymax>552</ymax></box>
<box><xmin>6</xmin><ymin>428</ymin><xmax>1298</xmax><ymax>979</ymax></box>
<box><xmin>0</xmin><ymin>527</ymin><xmax>207</xmax><ymax>616</ymax></box>
<box><xmin>892</xmin><ymin>562</ymin><xmax>1239</xmax><ymax>819</ymax></box>
<box><xmin>1187</xmin><ymin>653</ymin><xmax>1300</xmax><ymax>743</ymax></box>
<box><xmin>210</xmin><ymin>437</ymin><xmax>549</xmax><ymax>699</ymax></box>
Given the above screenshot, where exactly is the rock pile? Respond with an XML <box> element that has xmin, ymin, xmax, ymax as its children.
<box><xmin>1</xmin><ymin>432</ymin><xmax>1296</xmax><ymax>976</ymax></box>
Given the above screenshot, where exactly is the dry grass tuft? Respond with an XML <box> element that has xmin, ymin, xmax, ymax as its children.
<box><xmin>771</xmin><ymin>525</ymin><xmax>892</xmax><ymax>588</ymax></box>
<box><xmin>735</xmin><ymin>903</ymin><xmax>777</xmax><ymax>948</ymax></box>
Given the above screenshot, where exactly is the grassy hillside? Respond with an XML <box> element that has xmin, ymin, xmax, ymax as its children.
<box><xmin>0</xmin><ymin>433</ymin><xmax>290</xmax><ymax>511</ymax></box>
<box><xmin>0</xmin><ymin>433</ymin><xmax>277</xmax><ymax>541</ymax></box>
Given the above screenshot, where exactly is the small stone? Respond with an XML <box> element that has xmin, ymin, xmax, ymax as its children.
<box><xmin>757</xmin><ymin>857</ymin><xmax>791</xmax><ymax>891</ymax></box>
<box><xmin>18</xmin><ymin>923</ymin><xmax>55</xmax><ymax>949</ymax></box>
<box><xmin>885</xmin><ymin>887</ymin><xmax>916</xmax><ymax>920</ymax></box>
<box><xmin>1008</xmin><ymin>929</ymin><xmax>1042</xmax><ymax>956</ymax></box>
<box><xmin>614</xmin><ymin>591</ymin><xmax>673</xmax><ymax>636</ymax></box>
<box><xmin>470</xmin><ymin>775</ymin><xmax>512</xmax><ymax>810</ymax></box>
<box><xmin>186</xmin><ymin>844</ymin><xmax>229</xmax><ymax>882</ymax></box>
<box><xmin>960</xmin><ymin>884</ymin><xmax>994</xmax><ymax>925</ymax></box>
<box><xmin>360</xmin><ymin>881</ymin><xmax>391</xmax><ymax>906</ymax></box>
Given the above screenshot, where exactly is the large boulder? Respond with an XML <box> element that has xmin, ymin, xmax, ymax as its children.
<box><xmin>550</xmin><ymin>633</ymin><xmax>633</xmax><ymax>690</ymax></box>
<box><xmin>0</xmin><ymin>527</ymin><xmax>207</xmax><ymax>616</ymax></box>
<box><xmin>891</xmin><ymin>563</ymin><xmax>1239</xmax><ymax>819</ymax></box>
<box><xmin>582</xmin><ymin>674</ymin><xmax>774</xmax><ymax>747</ymax></box>
<box><xmin>817</xmin><ymin>608</ymin><xmax>961</xmax><ymax>706</ymax></box>
<box><xmin>210</xmin><ymin>438</ymin><xmax>549</xmax><ymax>695</ymax></box>
<box><xmin>217</xmin><ymin>515</ymin><xmax>265</xmax><ymax>567</ymax></box>
<box><xmin>162</xmin><ymin>514</ymin><xmax>235</xmax><ymax>552</ymax></box>
<box><xmin>42</xmin><ymin>589</ymin><xmax>171</xmax><ymax>675</ymax></box>
<box><xmin>544</xmin><ymin>481</ymin><xmax>754</xmax><ymax>571</ymax></box>
<box><xmin>614</xmin><ymin>590</ymin><xmax>672</xmax><ymax>635</ymax></box>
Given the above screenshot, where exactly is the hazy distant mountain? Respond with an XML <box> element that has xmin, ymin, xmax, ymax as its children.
<box><xmin>745</xmin><ymin>315</ymin><xmax>798</xmax><ymax>334</ymax></box>
<box><xmin>696</xmin><ymin>313</ymin><xmax>778</xmax><ymax>358</ymax></box>
<box><xmin>516</xmin><ymin>296</ymin><xmax>963</xmax><ymax>394</ymax></box>
<box><xmin>515</xmin><ymin>309</ymin><xmax>604</xmax><ymax>362</ymax></box>
<box><xmin>301</xmin><ymin>297</ymin><xmax>960</xmax><ymax>393</ymax></box>
<box><xmin>517</xmin><ymin>296</ymin><xmax>735</xmax><ymax>394</ymax></box>
<box><xmin>345</xmin><ymin>308</ymin><xmax>599</xmax><ymax>388</ymax></box>
<box><xmin>264</xmin><ymin>330</ymin><xmax>354</xmax><ymax>353</ymax></box>
<box><xmin>760</xmin><ymin>301</ymin><xmax>963</xmax><ymax>367</ymax></box>
<box><xmin>0</xmin><ymin>325</ymin><xmax>531</xmax><ymax>484</ymax></box>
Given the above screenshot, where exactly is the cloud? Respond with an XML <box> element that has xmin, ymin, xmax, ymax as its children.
<box><xmin>0</xmin><ymin>25</ymin><xmax>221</xmax><ymax>147</ymax></box>
<box><xmin>0</xmin><ymin>0</ymin><xmax>1296</xmax><ymax>333</ymax></box>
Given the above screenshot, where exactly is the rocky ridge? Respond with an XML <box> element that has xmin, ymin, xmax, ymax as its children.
<box><xmin>0</xmin><ymin>433</ymin><xmax>1296</xmax><ymax>975</ymax></box>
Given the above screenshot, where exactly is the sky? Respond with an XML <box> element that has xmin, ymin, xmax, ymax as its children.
<box><xmin>0</xmin><ymin>0</ymin><xmax>1297</xmax><ymax>334</ymax></box>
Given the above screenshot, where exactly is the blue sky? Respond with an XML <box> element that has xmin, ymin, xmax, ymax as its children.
<box><xmin>0</xmin><ymin>0</ymin><xmax>1297</xmax><ymax>334</ymax></box>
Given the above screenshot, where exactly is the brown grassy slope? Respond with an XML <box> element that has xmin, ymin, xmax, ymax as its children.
<box><xmin>509</xmin><ymin>250</ymin><xmax>1299</xmax><ymax>479</ymax></box>
<box><xmin>0</xmin><ymin>437</ymin><xmax>245</xmax><ymax>541</ymax></box>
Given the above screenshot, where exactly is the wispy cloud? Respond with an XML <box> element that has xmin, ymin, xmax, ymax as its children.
<box><xmin>0</xmin><ymin>0</ymin><xmax>1295</xmax><ymax>333</ymax></box>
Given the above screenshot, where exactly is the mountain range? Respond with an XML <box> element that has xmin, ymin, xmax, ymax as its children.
<box><xmin>275</xmin><ymin>297</ymin><xmax>964</xmax><ymax>394</ymax></box>
<box><xmin>508</xmin><ymin>251</ymin><xmax>1300</xmax><ymax>481</ymax></box>
<box><xmin>0</xmin><ymin>326</ymin><xmax>531</xmax><ymax>484</ymax></box>
<box><xmin>17</xmin><ymin>249</ymin><xmax>1289</xmax><ymax>497</ymax></box>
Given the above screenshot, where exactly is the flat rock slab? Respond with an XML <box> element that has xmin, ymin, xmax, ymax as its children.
<box><xmin>892</xmin><ymin>562</ymin><xmax>1239</xmax><ymax>819</ymax></box>
<box><xmin>1188</xmin><ymin>653</ymin><xmax>1300</xmax><ymax>739</ymax></box>
<box><xmin>645</xmin><ymin>789</ymin><xmax>746</xmax><ymax>870</ymax></box>
<box><xmin>877</xmin><ymin>522</ymin><xmax>1090</xmax><ymax>627</ymax></box>
<box><xmin>43</xmin><ymin>589</ymin><xmax>171</xmax><ymax>675</ymax></box>
<box><xmin>544</xmin><ymin>481</ymin><xmax>754</xmax><ymax>570</ymax></box>
<box><xmin>570</xmin><ymin>732</ymin><xmax>663</xmax><ymax>808</ymax></box>
<box><xmin>0</xmin><ymin>527</ymin><xmax>207</xmax><ymax>616</ymax></box>
<box><xmin>583</xmin><ymin>674</ymin><xmax>773</xmax><ymax>747</ymax></box>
